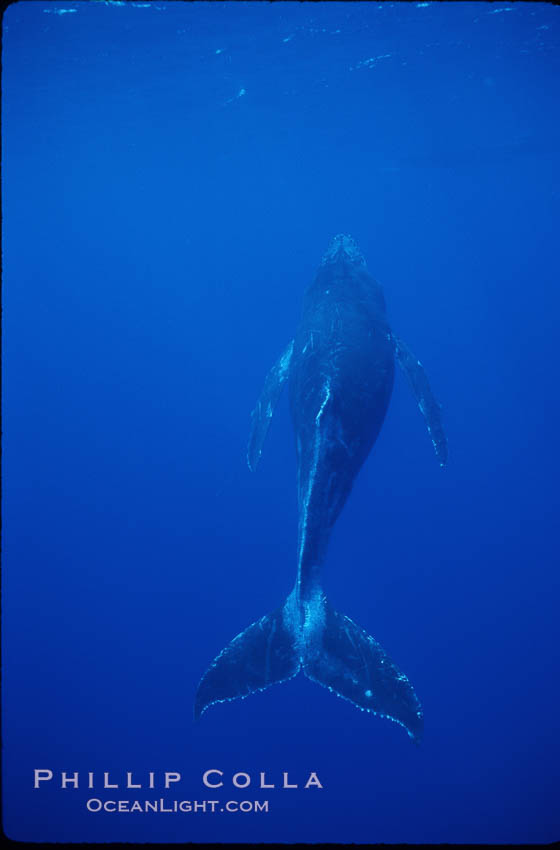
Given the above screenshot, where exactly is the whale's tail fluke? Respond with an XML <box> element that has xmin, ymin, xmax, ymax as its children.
<box><xmin>194</xmin><ymin>604</ymin><xmax>301</xmax><ymax>722</ymax></box>
<box><xmin>303</xmin><ymin>600</ymin><xmax>424</xmax><ymax>742</ymax></box>
<box><xmin>194</xmin><ymin>594</ymin><xmax>423</xmax><ymax>742</ymax></box>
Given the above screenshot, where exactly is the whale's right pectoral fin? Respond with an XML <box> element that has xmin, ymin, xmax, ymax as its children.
<box><xmin>247</xmin><ymin>339</ymin><xmax>294</xmax><ymax>471</ymax></box>
<box><xmin>392</xmin><ymin>334</ymin><xmax>448</xmax><ymax>467</ymax></box>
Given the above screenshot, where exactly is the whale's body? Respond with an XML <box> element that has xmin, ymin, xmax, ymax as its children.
<box><xmin>195</xmin><ymin>235</ymin><xmax>447</xmax><ymax>741</ymax></box>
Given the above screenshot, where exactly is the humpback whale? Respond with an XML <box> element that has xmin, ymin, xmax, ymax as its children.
<box><xmin>195</xmin><ymin>235</ymin><xmax>447</xmax><ymax>741</ymax></box>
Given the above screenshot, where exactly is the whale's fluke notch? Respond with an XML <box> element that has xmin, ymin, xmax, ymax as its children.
<box><xmin>392</xmin><ymin>333</ymin><xmax>448</xmax><ymax>467</ymax></box>
<box><xmin>247</xmin><ymin>339</ymin><xmax>294</xmax><ymax>472</ymax></box>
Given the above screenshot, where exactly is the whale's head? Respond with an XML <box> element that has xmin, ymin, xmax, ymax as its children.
<box><xmin>321</xmin><ymin>234</ymin><xmax>367</xmax><ymax>269</ymax></box>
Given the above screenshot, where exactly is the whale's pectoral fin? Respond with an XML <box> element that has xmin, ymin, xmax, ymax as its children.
<box><xmin>304</xmin><ymin>600</ymin><xmax>424</xmax><ymax>742</ymax></box>
<box><xmin>247</xmin><ymin>339</ymin><xmax>294</xmax><ymax>471</ymax></box>
<box><xmin>391</xmin><ymin>334</ymin><xmax>448</xmax><ymax>467</ymax></box>
<box><xmin>194</xmin><ymin>605</ymin><xmax>301</xmax><ymax>720</ymax></box>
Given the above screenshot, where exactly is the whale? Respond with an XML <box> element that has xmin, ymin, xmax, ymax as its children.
<box><xmin>195</xmin><ymin>235</ymin><xmax>447</xmax><ymax>741</ymax></box>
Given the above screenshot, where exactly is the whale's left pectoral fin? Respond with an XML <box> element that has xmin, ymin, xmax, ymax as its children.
<box><xmin>392</xmin><ymin>334</ymin><xmax>448</xmax><ymax>467</ymax></box>
<box><xmin>247</xmin><ymin>339</ymin><xmax>294</xmax><ymax>471</ymax></box>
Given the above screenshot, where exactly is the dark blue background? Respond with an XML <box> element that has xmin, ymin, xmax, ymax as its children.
<box><xmin>3</xmin><ymin>0</ymin><xmax>559</xmax><ymax>843</ymax></box>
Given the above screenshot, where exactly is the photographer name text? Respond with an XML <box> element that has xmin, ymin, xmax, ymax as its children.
<box><xmin>33</xmin><ymin>769</ymin><xmax>323</xmax><ymax>791</ymax></box>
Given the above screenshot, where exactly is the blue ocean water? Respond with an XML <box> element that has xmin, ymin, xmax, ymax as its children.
<box><xmin>3</xmin><ymin>0</ymin><xmax>559</xmax><ymax>843</ymax></box>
